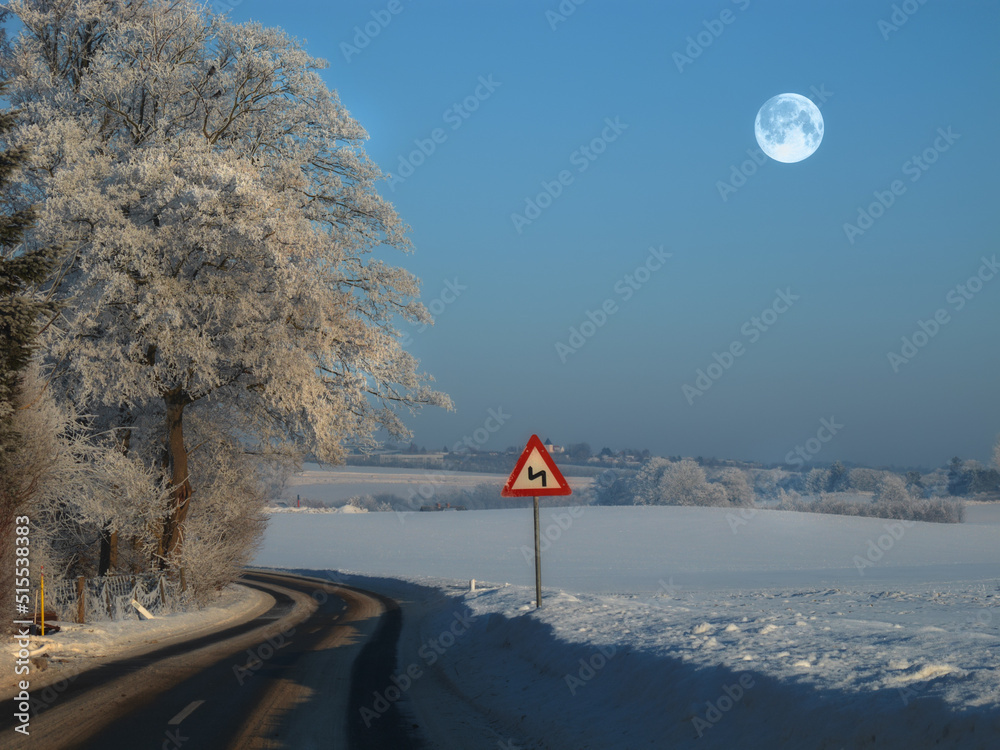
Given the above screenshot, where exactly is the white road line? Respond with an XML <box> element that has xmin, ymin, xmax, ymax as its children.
<box><xmin>168</xmin><ymin>700</ymin><xmax>205</xmax><ymax>725</ymax></box>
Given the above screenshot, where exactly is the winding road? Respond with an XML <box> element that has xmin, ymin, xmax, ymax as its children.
<box><xmin>1</xmin><ymin>571</ymin><xmax>427</xmax><ymax>749</ymax></box>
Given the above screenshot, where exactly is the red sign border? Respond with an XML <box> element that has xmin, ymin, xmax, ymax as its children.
<box><xmin>501</xmin><ymin>434</ymin><xmax>573</xmax><ymax>497</ymax></box>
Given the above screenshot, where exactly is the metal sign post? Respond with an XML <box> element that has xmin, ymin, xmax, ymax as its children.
<box><xmin>533</xmin><ymin>496</ymin><xmax>542</xmax><ymax>608</ymax></box>
<box><xmin>501</xmin><ymin>435</ymin><xmax>572</xmax><ymax>609</ymax></box>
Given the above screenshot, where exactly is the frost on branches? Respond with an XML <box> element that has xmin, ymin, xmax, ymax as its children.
<box><xmin>0</xmin><ymin>0</ymin><xmax>451</xmax><ymax>574</ymax></box>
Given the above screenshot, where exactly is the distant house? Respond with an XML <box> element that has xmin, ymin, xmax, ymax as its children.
<box><xmin>543</xmin><ymin>438</ymin><xmax>565</xmax><ymax>454</ymax></box>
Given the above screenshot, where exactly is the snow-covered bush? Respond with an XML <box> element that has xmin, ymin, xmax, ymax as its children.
<box><xmin>805</xmin><ymin>467</ymin><xmax>829</xmax><ymax>493</ymax></box>
<box><xmin>660</xmin><ymin>460</ymin><xmax>728</xmax><ymax>506</ymax></box>
<box><xmin>592</xmin><ymin>469</ymin><xmax>637</xmax><ymax>506</ymax></box>
<box><xmin>875</xmin><ymin>474</ymin><xmax>909</xmax><ymax>504</ymax></box>
<box><xmin>632</xmin><ymin>459</ymin><xmax>726</xmax><ymax>507</ymax></box>
<box><xmin>712</xmin><ymin>467</ymin><xmax>754</xmax><ymax>506</ymax></box>
<box><xmin>848</xmin><ymin>468</ymin><xmax>884</xmax><ymax>493</ymax></box>
<box><xmin>777</xmin><ymin>492</ymin><xmax>963</xmax><ymax>523</ymax></box>
<box><xmin>919</xmin><ymin>468</ymin><xmax>949</xmax><ymax>498</ymax></box>
<box><xmin>346</xmin><ymin>494</ymin><xmax>393</xmax><ymax>513</ymax></box>
<box><xmin>5</xmin><ymin>363</ymin><xmax>168</xmax><ymax>587</ymax></box>
<box><xmin>631</xmin><ymin>458</ymin><xmax>671</xmax><ymax>506</ymax></box>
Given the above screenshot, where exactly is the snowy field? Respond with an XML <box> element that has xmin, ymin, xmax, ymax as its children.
<box><xmin>256</xmin><ymin>503</ymin><xmax>1000</xmax><ymax>748</ymax></box>
<box><xmin>280</xmin><ymin>462</ymin><xmax>594</xmax><ymax>507</ymax></box>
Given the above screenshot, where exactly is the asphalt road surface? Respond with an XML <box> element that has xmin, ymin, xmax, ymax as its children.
<box><xmin>1</xmin><ymin>571</ymin><xmax>426</xmax><ymax>750</ymax></box>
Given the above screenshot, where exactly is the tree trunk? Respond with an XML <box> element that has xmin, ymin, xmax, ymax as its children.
<box><xmin>97</xmin><ymin>526</ymin><xmax>118</xmax><ymax>576</ymax></box>
<box><xmin>160</xmin><ymin>395</ymin><xmax>192</xmax><ymax>568</ymax></box>
<box><xmin>100</xmin><ymin>419</ymin><xmax>130</xmax><ymax>575</ymax></box>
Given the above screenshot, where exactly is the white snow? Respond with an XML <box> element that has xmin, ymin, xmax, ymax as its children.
<box><xmin>255</xmin><ymin>501</ymin><xmax>1000</xmax><ymax>748</ymax></box>
<box><xmin>1</xmin><ymin>583</ymin><xmax>266</xmax><ymax>695</ymax></box>
<box><xmin>259</xmin><ymin>503</ymin><xmax>999</xmax><ymax>592</ymax></box>
<box><xmin>7</xmin><ymin>484</ymin><xmax>995</xmax><ymax>747</ymax></box>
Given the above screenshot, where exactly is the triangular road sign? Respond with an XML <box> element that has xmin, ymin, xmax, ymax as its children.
<box><xmin>501</xmin><ymin>435</ymin><xmax>572</xmax><ymax>497</ymax></box>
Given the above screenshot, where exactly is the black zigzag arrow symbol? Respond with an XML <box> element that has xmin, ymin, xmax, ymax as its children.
<box><xmin>527</xmin><ymin>466</ymin><xmax>547</xmax><ymax>487</ymax></box>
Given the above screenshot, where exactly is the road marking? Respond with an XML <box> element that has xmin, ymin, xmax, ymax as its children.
<box><xmin>169</xmin><ymin>700</ymin><xmax>205</xmax><ymax>725</ymax></box>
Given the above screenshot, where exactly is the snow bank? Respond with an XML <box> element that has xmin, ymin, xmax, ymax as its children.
<box><xmin>1</xmin><ymin>583</ymin><xmax>267</xmax><ymax>697</ymax></box>
<box><xmin>257</xmin><ymin>503</ymin><xmax>1000</xmax><ymax>748</ymax></box>
<box><xmin>418</xmin><ymin>581</ymin><xmax>1000</xmax><ymax>749</ymax></box>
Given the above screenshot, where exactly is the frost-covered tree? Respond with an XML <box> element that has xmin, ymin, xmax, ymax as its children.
<box><xmin>826</xmin><ymin>461</ymin><xmax>848</xmax><ymax>492</ymax></box>
<box><xmin>175</xmin><ymin>411</ymin><xmax>272</xmax><ymax>600</ymax></box>
<box><xmin>752</xmin><ymin>467</ymin><xmax>791</xmax><ymax>499</ymax></box>
<box><xmin>4</xmin><ymin>362</ymin><xmax>167</xmax><ymax>582</ymax></box>
<box><xmin>848</xmin><ymin>468</ymin><xmax>883</xmax><ymax>493</ymax></box>
<box><xmin>920</xmin><ymin>467</ymin><xmax>949</xmax><ymax>499</ymax></box>
<box><xmin>1</xmin><ymin>0</ymin><xmax>451</xmax><ymax>566</ymax></box>
<box><xmin>0</xmin><ymin>86</ymin><xmax>61</xmax><ymax>622</ymax></box>
<box><xmin>631</xmin><ymin>457</ymin><xmax>669</xmax><ymax>506</ymax></box>
<box><xmin>632</xmin><ymin>458</ymin><xmax>734</xmax><ymax>506</ymax></box>
<box><xmin>713</xmin><ymin>467</ymin><xmax>754</xmax><ymax>506</ymax></box>
<box><xmin>593</xmin><ymin>469</ymin><xmax>637</xmax><ymax>506</ymax></box>
<box><xmin>658</xmin><ymin>459</ymin><xmax>726</xmax><ymax>506</ymax></box>
<box><xmin>875</xmin><ymin>474</ymin><xmax>909</xmax><ymax>504</ymax></box>
<box><xmin>805</xmin><ymin>467</ymin><xmax>828</xmax><ymax>494</ymax></box>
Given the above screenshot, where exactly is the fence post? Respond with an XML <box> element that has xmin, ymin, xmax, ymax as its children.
<box><xmin>77</xmin><ymin>577</ymin><xmax>86</xmax><ymax>624</ymax></box>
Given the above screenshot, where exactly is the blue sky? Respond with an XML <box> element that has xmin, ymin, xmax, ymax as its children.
<box><xmin>225</xmin><ymin>0</ymin><xmax>1000</xmax><ymax>468</ymax></box>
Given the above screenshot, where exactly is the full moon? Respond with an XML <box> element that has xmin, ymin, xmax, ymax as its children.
<box><xmin>754</xmin><ymin>93</ymin><xmax>824</xmax><ymax>163</ymax></box>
